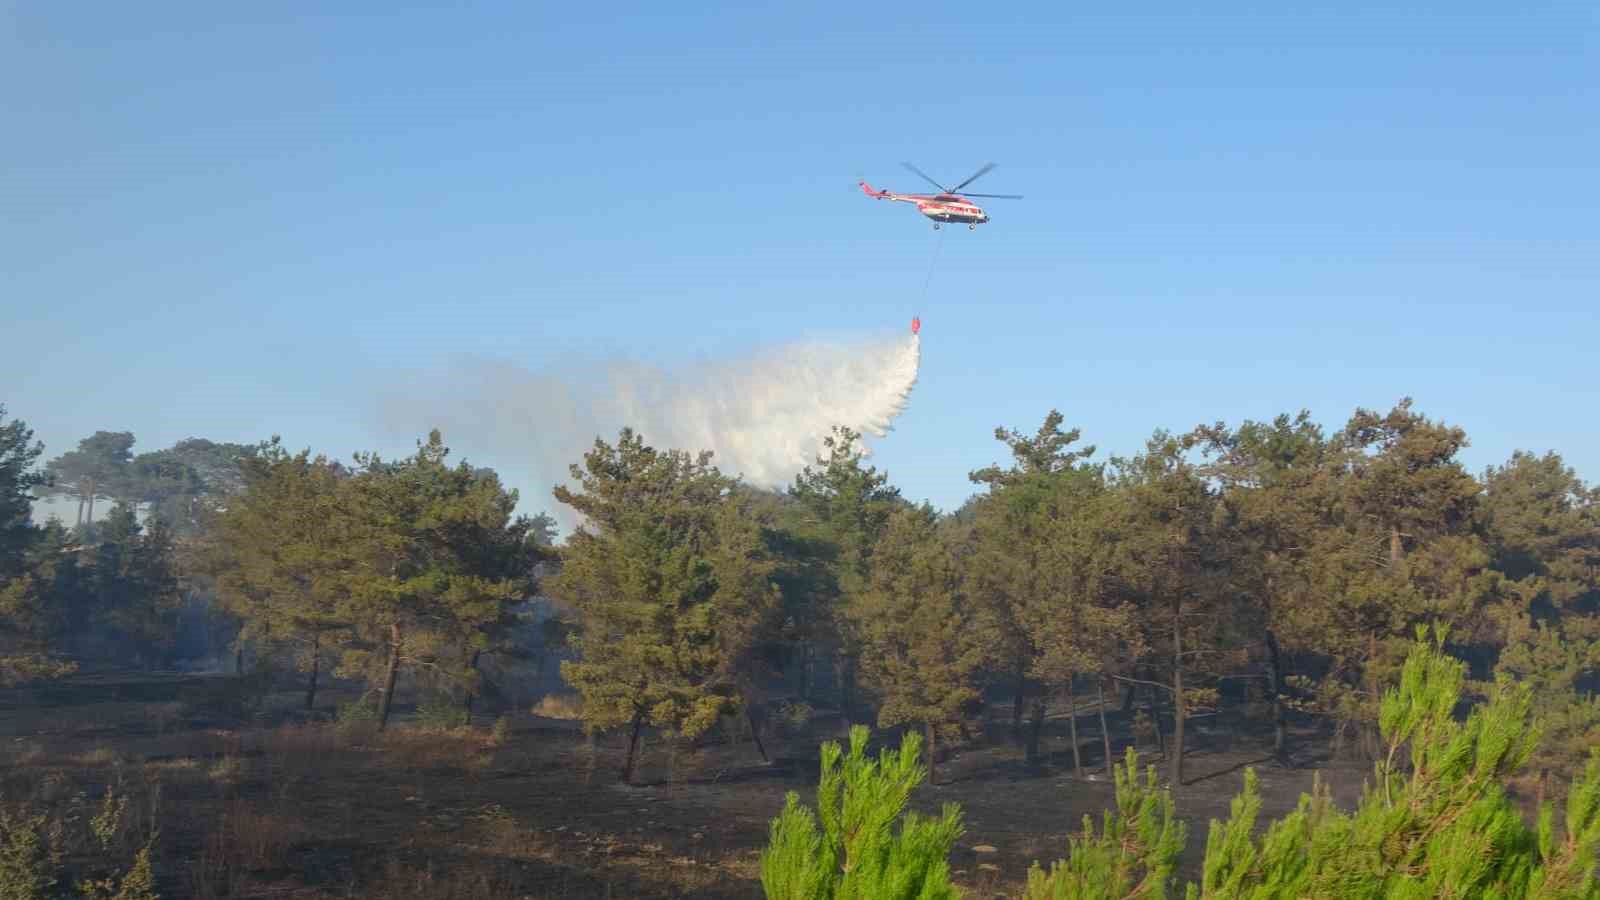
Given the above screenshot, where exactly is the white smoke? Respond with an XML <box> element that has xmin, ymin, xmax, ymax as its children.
<box><xmin>381</xmin><ymin>331</ymin><xmax>921</xmax><ymax>522</ymax></box>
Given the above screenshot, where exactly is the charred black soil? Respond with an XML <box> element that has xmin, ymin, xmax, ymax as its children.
<box><xmin>0</xmin><ymin>672</ymin><xmax>1379</xmax><ymax>898</ymax></box>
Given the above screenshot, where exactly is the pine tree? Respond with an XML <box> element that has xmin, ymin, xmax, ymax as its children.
<box><xmin>789</xmin><ymin>426</ymin><xmax>903</xmax><ymax>723</ymax></box>
<box><xmin>1193</xmin><ymin>412</ymin><xmax>1337</xmax><ymax>762</ymax></box>
<box><xmin>0</xmin><ymin>566</ymin><xmax>76</xmax><ymax>686</ymax></box>
<box><xmin>0</xmin><ymin>406</ymin><xmax>75</xmax><ymax>685</ymax></box>
<box><xmin>1480</xmin><ymin>451</ymin><xmax>1600</xmax><ymax>590</ymax></box>
<box><xmin>1104</xmin><ymin>432</ymin><xmax>1229</xmax><ymax>787</ymax></box>
<box><xmin>760</xmin><ymin>725</ymin><xmax>963</xmax><ymax>900</ymax></box>
<box><xmin>1325</xmin><ymin>399</ymin><xmax>1492</xmax><ymax>753</ymax></box>
<box><xmin>41</xmin><ymin>430</ymin><xmax>135</xmax><ymax>530</ymax></box>
<box><xmin>1191</xmin><ymin>626</ymin><xmax>1600</xmax><ymax>898</ymax></box>
<box><xmin>966</xmin><ymin>413</ymin><xmax>1135</xmax><ymax>772</ymax></box>
<box><xmin>552</xmin><ymin>428</ymin><xmax>780</xmax><ymax>782</ymax></box>
<box><xmin>339</xmin><ymin>430</ymin><xmax>534</xmax><ymax>730</ymax></box>
<box><xmin>852</xmin><ymin>505</ymin><xmax>987</xmax><ymax>785</ymax></box>
<box><xmin>83</xmin><ymin>503</ymin><xmax>182</xmax><ymax>667</ymax></box>
<box><xmin>127</xmin><ymin>437</ymin><xmax>260</xmax><ymax>537</ymax></box>
<box><xmin>967</xmin><ymin>410</ymin><xmax>1102</xmax><ymax>756</ymax></box>
<box><xmin>1023</xmin><ymin>748</ymin><xmax>1186</xmax><ymax>899</ymax></box>
<box><xmin>0</xmin><ymin>405</ymin><xmax>46</xmax><ymax>576</ymax></box>
<box><xmin>203</xmin><ymin>444</ymin><xmax>353</xmax><ymax>709</ymax></box>
<box><xmin>1480</xmin><ymin>451</ymin><xmax>1600</xmax><ymax>776</ymax></box>
<box><xmin>1025</xmin><ymin>475</ymin><xmax>1138</xmax><ymax>775</ymax></box>
<box><xmin>707</xmin><ymin>488</ymin><xmax>785</xmax><ymax>761</ymax></box>
<box><xmin>1494</xmin><ymin>613</ymin><xmax>1600</xmax><ymax>778</ymax></box>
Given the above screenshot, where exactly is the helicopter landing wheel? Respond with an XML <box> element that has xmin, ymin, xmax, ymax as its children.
<box><xmin>932</xmin><ymin>223</ymin><xmax>941</xmax><ymax>230</ymax></box>
<box><xmin>968</xmin><ymin>223</ymin><xmax>976</xmax><ymax>230</ymax></box>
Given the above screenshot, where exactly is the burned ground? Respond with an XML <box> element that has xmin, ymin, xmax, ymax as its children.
<box><xmin>1</xmin><ymin>672</ymin><xmax>1386</xmax><ymax>899</ymax></box>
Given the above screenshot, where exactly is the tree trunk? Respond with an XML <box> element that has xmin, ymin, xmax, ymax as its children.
<box><xmin>1265</xmin><ymin>628</ymin><xmax>1286</xmax><ymax>762</ymax></box>
<box><xmin>741</xmin><ymin>684</ymin><xmax>769</xmax><ymax>763</ymax></box>
<box><xmin>1389</xmin><ymin>524</ymin><xmax>1403</xmax><ymax>566</ymax></box>
<box><xmin>924</xmin><ymin>720</ymin><xmax>938</xmax><ymax>786</ymax></box>
<box><xmin>1368</xmin><ymin>631</ymin><xmax>1379</xmax><ymax>694</ymax></box>
<box><xmin>1026</xmin><ymin>699</ymin><xmax>1045</xmax><ymax>765</ymax></box>
<box><xmin>1067</xmin><ymin>677</ymin><xmax>1083</xmax><ymax>778</ymax></box>
<box><xmin>463</xmin><ymin>648</ymin><xmax>483</xmax><ymax>716</ymax></box>
<box><xmin>1172</xmin><ymin>592</ymin><xmax>1186</xmax><ymax>787</ymax></box>
<box><xmin>843</xmin><ymin>657</ymin><xmax>855</xmax><ymax>725</ymax></box>
<box><xmin>1011</xmin><ymin>657</ymin><xmax>1027</xmax><ymax>739</ymax></box>
<box><xmin>835</xmin><ymin>654</ymin><xmax>855</xmax><ymax>725</ymax></box>
<box><xmin>747</xmin><ymin>702</ymin><xmax>769</xmax><ymax>763</ymax></box>
<box><xmin>304</xmin><ymin>633</ymin><xmax>320</xmax><ymax>711</ymax></box>
<box><xmin>622</xmin><ymin>711</ymin><xmax>645</xmax><ymax>784</ymax></box>
<box><xmin>1365</xmin><ymin>630</ymin><xmax>1381</xmax><ymax>759</ymax></box>
<box><xmin>1097</xmin><ymin>676</ymin><xmax>1113</xmax><ymax>774</ymax></box>
<box><xmin>1148</xmin><ymin>685</ymin><xmax>1165</xmax><ymax>757</ymax></box>
<box><xmin>376</xmin><ymin>623</ymin><xmax>402</xmax><ymax>732</ymax></box>
<box><xmin>74</xmin><ymin>495</ymin><xmax>84</xmax><ymax>528</ymax></box>
<box><xmin>235</xmin><ymin>645</ymin><xmax>244</xmax><ymax>676</ymax></box>
<box><xmin>798</xmin><ymin>641</ymin><xmax>812</xmax><ymax>701</ymax></box>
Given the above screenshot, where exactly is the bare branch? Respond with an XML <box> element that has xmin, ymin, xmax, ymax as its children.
<box><xmin>1113</xmin><ymin>674</ymin><xmax>1173</xmax><ymax>693</ymax></box>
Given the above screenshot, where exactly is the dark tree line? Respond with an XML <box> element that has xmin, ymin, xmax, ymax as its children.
<box><xmin>38</xmin><ymin>430</ymin><xmax>256</xmax><ymax>536</ymax></box>
<box><xmin>546</xmin><ymin>400</ymin><xmax>1600</xmax><ymax>786</ymax></box>
<box><xmin>1</xmin><ymin>407</ymin><xmax>186</xmax><ymax>681</ymax></box>
<box><xmin>197</xmin><ymin>432</ymin><xmax>551</xmax><ymax>729</ymax></box>
<box><xmin>4</xmin><ymin>397</ymin><xmax>1598</xmax><ymax>790</ymax></box>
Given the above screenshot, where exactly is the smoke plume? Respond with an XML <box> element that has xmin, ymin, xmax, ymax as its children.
<box><xmin>381</xmin><ymin>331</ymin><xmax>921</xmax><ymax>521</ymax></box>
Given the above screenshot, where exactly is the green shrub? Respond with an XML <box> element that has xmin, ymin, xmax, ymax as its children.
<box><xmin>415</xmin><ymin>693</ymin><xmax>469</xmax><ymax>731</ymax></box>
<box><xmin>490</xmin><ymin>715</ymin><xmax>513</xmax><ymax>745</ymax></box>
<box><xmin>1191</xmin><ymin>625</ymin><xmax>1600</xmax><ymax>899</ymax></box>
<box><xmin>0</xmin><ymin>807</ymin><xmax>56</xmax><ymax>900</ymax></box>
<box><xmin>76</xmin><ymin>840</ymin><xmax>158</xmax><ymax>900</ymax></box>
<box><xmin>774</xmin><ymin>700</ymin><xmax>814</xmax><ymax>738</ymax></box>
<box><xmin>335</xmin><ymin>697</ymin><xmax>379</xmax><ymax>728</ymax></box>
<box><xmin>113</xmin><ymin>844</ymin><xmax>158</xmax><ymax>900</ymax></box>
<box><xmin>762</xmin><ymin>633</ymin><xmax>1600</xmax><ymax>898</ymax></box>
<box><xmin>1023</xmin><ymin>747</ymin><xmax>1186</xmax><ymax>899</ymax></box>
<box><xmin>760</xmin><ymin>725</ymin><xmax>963</xmax><ymax>900</ymax></box>
<box><xmin>0</xmin><ymin>788</ymin><xmax>159</xmax><ymax>900</ymax></box>
<box><xmin>89</xmin><ymin>788</ymin><xmax>129</xmax><ymax>852</ymax></box>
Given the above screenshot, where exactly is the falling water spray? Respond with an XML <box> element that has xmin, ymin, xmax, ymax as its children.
<box><xmin>380</xmin><ymin>322</ymin><xmax>923</xmax><ymax>523</ymax></box>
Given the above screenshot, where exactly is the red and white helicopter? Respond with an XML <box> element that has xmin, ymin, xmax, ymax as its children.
<box><xmin>859</xmin><ymin>162</ymin><xmax>1023</xmax><ymax>230</ymax></box>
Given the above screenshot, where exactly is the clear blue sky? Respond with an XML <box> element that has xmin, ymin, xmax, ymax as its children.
<box><xmin>5</xmin><ymin>2</ymin><xmax>1597</xmax><ymax>524</ymax></box>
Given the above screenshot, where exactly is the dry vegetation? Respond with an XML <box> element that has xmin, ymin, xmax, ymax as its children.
<box><xmin>0</xmin><ymin>671</ymin><xmax>1387</xmax><ymax>899</ymax></box>
<box><xmin>0</xmin><ymin>675</ymin><xmax>774</xmax><ymax>898</ymax></box>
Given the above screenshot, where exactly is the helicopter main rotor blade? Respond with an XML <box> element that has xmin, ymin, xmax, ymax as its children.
<box><xmin>949</xmin><ymin>162</ymin><xmax>997</xmax><ymax>193</ymax></box>
<box><xmin>958</xmin><ymin>192</ymin><xmax>1023</xmax><ymax>199</ymax></box>
<box><xmin>900</xmin><ymin>162</ymin><xmax>949</xmax><ymax>193</ymax></box>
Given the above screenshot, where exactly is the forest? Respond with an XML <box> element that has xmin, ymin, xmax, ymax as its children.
<box><xmin>2</xmin><ymin>397</ymin><xmax>1599</xmax><ymax>898</ymax></box>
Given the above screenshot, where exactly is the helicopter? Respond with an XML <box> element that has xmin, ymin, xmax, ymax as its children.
<box><xmin>859</xmin><ymin>162</ymin><xmax>1023</xmax><ymax>230</ymax></box>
